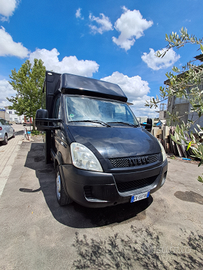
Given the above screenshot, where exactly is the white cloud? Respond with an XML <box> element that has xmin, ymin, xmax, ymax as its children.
<box><xmin>29</xmin><ymin>48</ymin><xmax>99</xmax><ymax>77</ymax></box>
<box><xmin>0</xmin><ymin>79</ymin><xmax>15</xmax><ymax>108</ymax></box>
<box><xmin>141</xmin><ymin>48</ymin><xmax>180</xmax><ymax>70</ymax></box>
<box><xmin>0</xmin><ymin>0</ymin><xmax>19</xmax><ymax>20</ymax></box>
<box><xmin>76</xmin><ymin>8</ymin><xmax>84</xmax><ymax>20</ymax></box>
<box><xmin>101</xmin><ymin>71</ymin><xmax>150</xmax><ymax>100</ymax></box>
<box><xmin>112</xmin><ymin>6</ymin><xmax>153</xmax><ymax>51</ymax></box>
<box><xmin>101</xmin><ymin>71</ymin><xmax>157</xmax><ymax>117</ymax></box>
<box><xmin>0</xmin><ymin>27</ymin><xmax>29</xmax><ymax>58</ymax></box>
<box><xmin>89</xmin><ymin>13</ymin><xmax>113</xmax><ymax>34</ymax></box>
<box><xmin>130</xmin><ymin>95</ymin><xmax>158</xmax><ymax>118</ymax></box>
<box><xmin>101</xmin><ymin>72</ymin><xmax>157</xmax><ymax>117</ymax></box>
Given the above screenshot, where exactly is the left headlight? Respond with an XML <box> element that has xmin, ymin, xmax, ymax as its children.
<box><xmin>158</xmin><ymin>140</ymin><xmax>167</xmax><ymax>162</ymax></box>
<box><xmin>70</xmin><ymin>142</ymin><xmax>103</xmax><ymax>172</ymax></box>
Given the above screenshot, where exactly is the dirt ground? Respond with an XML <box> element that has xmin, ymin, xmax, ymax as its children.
<box><xmin>0</xmin><ymin>136</ymin><xmax>203</xmax><ymax>270</ymax></box>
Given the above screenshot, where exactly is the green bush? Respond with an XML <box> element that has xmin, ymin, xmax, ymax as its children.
<box><xmin>31</xmin><ymin>130</ymin><xmax>40</xmax><ymax>135</ymax></box>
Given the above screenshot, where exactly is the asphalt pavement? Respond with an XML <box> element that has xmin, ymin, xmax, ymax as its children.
<box><xmin>0</xmin><ymin>127</ymin><xmax>203</xmax><ymax>270</ymax></box>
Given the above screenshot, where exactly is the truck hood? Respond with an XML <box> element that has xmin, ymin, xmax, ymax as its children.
<box><xmin>68</xmin><ymin>125</ymin><xmax>160</xmax><ymax>159</ymax></box>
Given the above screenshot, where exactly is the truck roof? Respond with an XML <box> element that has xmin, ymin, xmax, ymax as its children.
<box><xmin>44</xmin><ymin>71</ymin><xmax>127</xmax><ymax>103</ymax></box>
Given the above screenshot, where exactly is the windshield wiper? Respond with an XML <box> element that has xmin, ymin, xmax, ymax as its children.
<box><xmin>108</xmin><ymin>121</ymin><xmax>139</xmax><ymax>127</ymax></box>
<box><xmin>70</xmin><ymin>120</ymin><xmax>111</xmax><ymax>127</ymax></box>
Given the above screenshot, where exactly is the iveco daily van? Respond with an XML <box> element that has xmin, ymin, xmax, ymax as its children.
<box><xmin>35</xmin><ymin>71</ymin><xmax>168</xmax><ymax>208</ymax></box>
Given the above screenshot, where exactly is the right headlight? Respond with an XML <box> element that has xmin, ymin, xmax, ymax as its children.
<box><xmin>70</xmin><ymin>142</ymin><xmax>103</xmax><ymax>172</ymax></box>
<box><xmin>157</xmin><ymin>140</ymin><xmax>167</xmax><ymax>162</ymax></box>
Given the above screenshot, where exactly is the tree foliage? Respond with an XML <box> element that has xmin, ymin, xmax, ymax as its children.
<box><xmin>7</xmin><ymin>59</ymin><xmax>46</xmax><ymax>129</ymax></box>
<box><xmin>146</xmin><ymin>28</ymin><xmax>203</xmax><ymax>175</ymax></box>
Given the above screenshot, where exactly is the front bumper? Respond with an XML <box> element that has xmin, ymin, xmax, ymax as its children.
<box><xmin>60</xmin><ymin>159</ymin><xmax>168</xmax><ymax>208</ymax></box>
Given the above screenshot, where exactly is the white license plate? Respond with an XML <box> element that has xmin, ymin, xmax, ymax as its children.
<box><xmin>130</xmin><ymin>191</ymin><xmax>150</xmax><ymax>203</ymax></box>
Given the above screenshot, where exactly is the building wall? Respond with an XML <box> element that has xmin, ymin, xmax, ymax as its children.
<box><xmin>4</xmin><ymin>108</ymin><xmax>24</xmax><ymax>123</ymax></box>
<box><xmin>188</xmin><ymin>103</ymin><xmax>203</xmax><ymax>131</ymax></box>
<box><xmin>174</xmin><ymin>103</ymin><xmax>190</xmax><ymax>124</ymax></box>
<box><xmin>0</xmin><ymin>109</ymin><xmax>9</xmax><ymax>121</ymax></box>
<box><xmin>167</xmin><ymin>95</ymin><xmax>203</xmax><ymax>130</ymax></box>
<box><xmin>167</xmin><ymin>96</ymin><xmax>190</xmax><ymax>125</ymax></box>
<box><xmin>159</xmin><ymin>110</ymin><xmax>167</xmax><ymax>120</ymax></box>
<box><xmin>165</xmin><ymin>56</ymin><xmax>203</xmax><ymax>129</ymax></box>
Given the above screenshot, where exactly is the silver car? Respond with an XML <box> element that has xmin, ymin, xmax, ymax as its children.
<box><xmin>0</xmin><ymin>118</ymin><xmax>15</xmax><ymax>145</ymax></box>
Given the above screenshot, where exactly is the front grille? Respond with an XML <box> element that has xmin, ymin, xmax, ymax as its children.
<box><xmin>109</xmin><ymin>154</ymin><xmax>160</xmax><ymax>168</ymax></box>
<box><xmin>116</xmin><ymin>175</ymin><xmax>157</xmax><ymax>193</ymax></box>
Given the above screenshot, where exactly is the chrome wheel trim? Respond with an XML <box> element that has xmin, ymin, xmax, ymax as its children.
<box><xmin>56</xmin><ymin>173</ymin><xmax>61</xmax><ymax>200</ymax></box>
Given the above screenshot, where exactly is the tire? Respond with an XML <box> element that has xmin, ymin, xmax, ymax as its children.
<box><xmin>2</xmin><ymin>134</ymin><xmax>8</xmax><ymax>145</ymax></box>
<box><xmin>55</xmin><ymin>165</ymin><xmax>73</xmax><ymax>206</ymax></box>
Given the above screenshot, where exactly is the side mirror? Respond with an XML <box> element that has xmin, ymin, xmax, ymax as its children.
<box><xmin>35</xmin><ymin>109</ymin><xmax>61</xmax><ymax>131</ymax></box>
<box><xmin>36</xmin><ymin>109</ymin><xmax>48</xmax><ymax>119</ymax></box>
<box><xmin>140</xmin><ymin>118</ymin><xmax>152</xmax><ymax>133</ymax></box>
<box><xmin>146</xmin><ymin>118</ymin><xmax>152</xmax><ymax>132</ymax></box>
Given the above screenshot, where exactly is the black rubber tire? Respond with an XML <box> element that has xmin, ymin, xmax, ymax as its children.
<box><xmin>55</xmin><ymin>166</ymin><xmax>73</xmax><ymax>206</ymax></box>
<box><xmin>2</xmin><ymin>134</ymin><xmax>8</xmax><ymax>145</ymax></box>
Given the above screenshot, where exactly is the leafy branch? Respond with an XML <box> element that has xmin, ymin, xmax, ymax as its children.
<box><xmin>146</xmin><ymin>28</ymin><xmax>203</xmax><ymax>177</ymax></box>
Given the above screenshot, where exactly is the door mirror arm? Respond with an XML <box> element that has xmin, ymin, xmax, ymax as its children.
<box><xmin>35</xmin><ymin>109</ymin><xmax>62</xmax><ymax>131</ymax></box>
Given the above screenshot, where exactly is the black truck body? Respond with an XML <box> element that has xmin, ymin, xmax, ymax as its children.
<box><xmin>36</xmin><ymin>71</ymin><xmax>168</xmax><ymax>208</ymax></box>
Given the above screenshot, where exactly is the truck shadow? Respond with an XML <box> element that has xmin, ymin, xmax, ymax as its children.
<box><xmin>24</xmin><ymin>142</ymin><xmax>153</xmax><ymax>228</ymax></box>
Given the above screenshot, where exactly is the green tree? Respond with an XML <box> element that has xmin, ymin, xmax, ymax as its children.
<box><xmin>146</xmin><ymin>28</ymin><xmax>203</xmax><ymax>180</ymax></box>
<box><xmin>7</xmin><ymin>59</ymin><xmax>46</xmax><ymax>130</ymax></box>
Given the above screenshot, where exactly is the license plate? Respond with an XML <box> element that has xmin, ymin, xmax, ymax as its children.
<box><xmin>130</xmin><ymin>191</ymin><xmax>150</xmax><ymax>203</ymax></box>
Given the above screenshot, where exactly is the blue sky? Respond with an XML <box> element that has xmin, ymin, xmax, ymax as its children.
<box><xmin>0</xmin><ymin>0</ymin><xmax>202</xmax><ymax>117</ymax></box>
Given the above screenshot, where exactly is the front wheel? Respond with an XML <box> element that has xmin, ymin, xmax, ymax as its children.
<box><xmin>2</xmin><ymin>134</ymin><xmax>8</xmax><ymax>145</ymax></box>
<box><xmin>55</xmin><ymin>166</ymin><xmax>73</xmax><ymax>206</ymax></box>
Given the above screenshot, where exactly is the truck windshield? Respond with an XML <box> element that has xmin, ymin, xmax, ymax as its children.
<box><xmin>65</xmin><ymin>96</ymin><xmax>139</xmax><ymax>126</ymax></box>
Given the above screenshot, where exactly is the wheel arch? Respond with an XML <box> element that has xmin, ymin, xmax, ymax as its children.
<box><xmin>2</xmin><ymin>133</ymin><xmax>8</xmax><ymax>145</ymax></box>
<box><xmin>54</xmin><ymin>151</ymin><xmax>64</xmax><ymax>169</ymax></box>
<box><xmin>55</xmin><ymin>155</ymin><xmax>73</xmax><ymax>205</ymax></box>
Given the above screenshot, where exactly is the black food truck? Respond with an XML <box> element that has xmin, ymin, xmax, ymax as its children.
<box><xmin>35</xmin><ymin>71</ymin><xmax>168</xmax><ymax>208</ymax></box>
